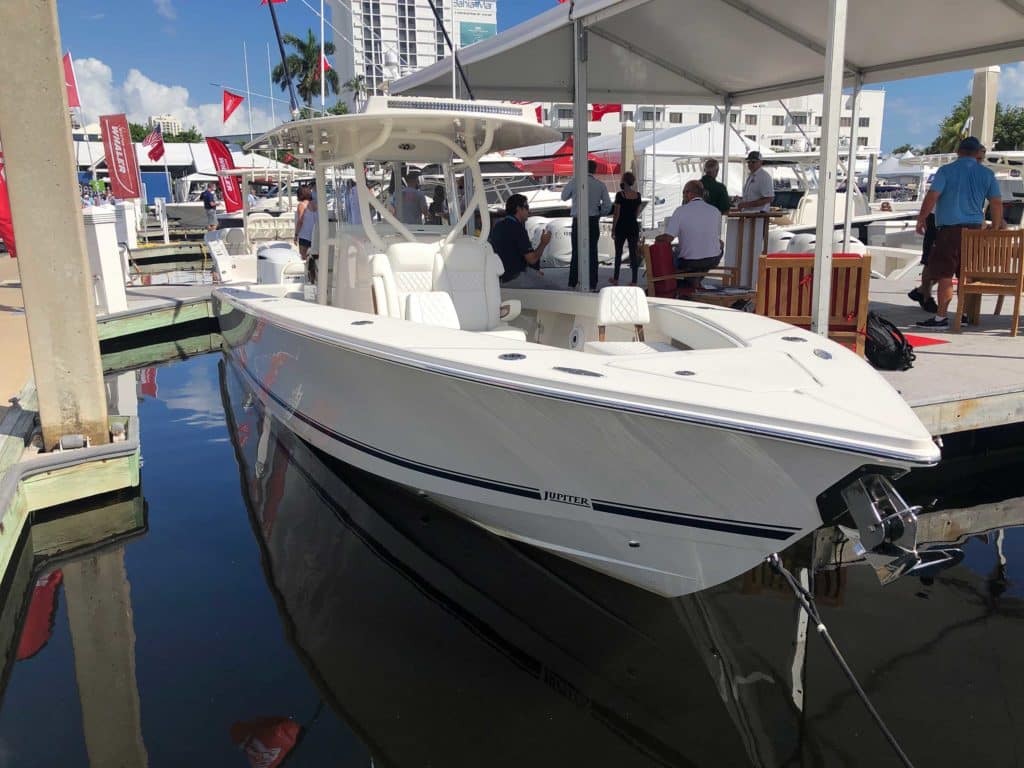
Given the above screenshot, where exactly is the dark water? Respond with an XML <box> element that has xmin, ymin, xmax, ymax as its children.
<box><xmin>1</xmin><ymin>353</ymin><xmax>1023</xmax><ymax>767</ymax></box>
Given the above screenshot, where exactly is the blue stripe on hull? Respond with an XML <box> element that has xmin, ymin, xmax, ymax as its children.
<box><xmin>231</xmin><ymin>355</ymin><xmax>803</xmax><ymax>543</ymax></box>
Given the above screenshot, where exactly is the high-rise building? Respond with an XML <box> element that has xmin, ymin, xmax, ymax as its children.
<box><xmin>148</xmin><ymin>114</ymin><xmax>182</xmax><ymax>135</ymax></box>
<box><xmin>327</xmin><ymin>0</ymin><xmax>497</xmax><ymax>106</ymax></box>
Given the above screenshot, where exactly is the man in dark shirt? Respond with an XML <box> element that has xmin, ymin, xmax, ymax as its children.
<box><xmin>200</xmin><ymin>182</ymin><xmax>218</xmax><ymax>231</ymax></box>
<box><xmin>700</xmin><ymin>159</ymin><xmax>731</xmax><ymax>214</ymax></box>
<box><xmin>488</xmin><ymin>194</ymin><xmax>550</xmax><ymax>284</ymax></box>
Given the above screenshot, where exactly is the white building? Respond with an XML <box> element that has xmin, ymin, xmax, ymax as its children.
<box><xmin>328</xmin><ymin>0</ymin><xmax>497</xmax><ymax>106</ymax></box>
<box><xmin>148</xmin><ymin>114</ymin><xmax>183</xmax><ymax>136</ymax></box>
<box><xmin>541</xmin><ymin>91</ymin><xmax>886</xmax><ymax>153</ymax></box>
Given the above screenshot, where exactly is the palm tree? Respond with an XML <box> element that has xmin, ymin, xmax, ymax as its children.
<box><xmin>271</xmin><ymin>28</ymin><xmax>340</xmax><ymax>112</ymax></box>
<box><xmin>343</xmin><ymin>75</ymin><xmax>368</xmax><ymax>111</ymax></box>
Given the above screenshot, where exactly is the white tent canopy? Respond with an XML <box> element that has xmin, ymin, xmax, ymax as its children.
<box><xmin>395</xmin><ymin>0</ymin><xmax>1024</xmax><ymax>104</ymax></box>
<box><xmin>395</xmin><ymin>0</ymin><xmax>1024</xmax><ymax>331</ymax></box>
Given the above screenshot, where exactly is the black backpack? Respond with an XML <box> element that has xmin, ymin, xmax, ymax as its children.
<box><xmin>864</xmin><ymin>311</ymin><xmax>915</xmax><ymax>371</ymax></box>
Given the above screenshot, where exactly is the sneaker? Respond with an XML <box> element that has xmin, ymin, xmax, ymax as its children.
<box><xmin>908</xmin><ymin>287</ymin><xmax>938</xmax><ymax>314</ymax></box>
<box><xmin>916</xmin><ymin>317</ymin><xmax>949</xmax><ymax>328</ymax></box>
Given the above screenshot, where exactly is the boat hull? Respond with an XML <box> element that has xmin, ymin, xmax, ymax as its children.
<box><xmin>215</xmin><ymin>296</ymin><xmax>885</xmax><ymax>597</ymax></box>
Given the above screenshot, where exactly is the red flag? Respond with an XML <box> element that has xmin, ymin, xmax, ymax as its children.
<box><xmin>63</xmin><ymin>52</ymin><xmax>81</xmax><ymax>109</ymax></box>
<box><xmin>322</xmin><ymin>54</ymin><xmax>331</xmax><ymax>71</ymax></box>
<box><xmin>100</xmin><ymin>114</ymin><xmax>142</xmax><ymax>199</ymax></box>
<box><xmin>141</xmin><ymin>125</ymin><xmax>165</xmax><ymax>163</ymax></box>
<box><xmin>17</xmin><ymin>571</ymin><xmax>63</xmax><ymax>661</ymax></box>
<box><xmin>0</xmin><ymin>150</ymin><xmax>16</xmax><ymax>258</ymax></box>
<box><xmin>282</xmin><ymin>152</ymin><xmax>295</xmax><ymax>164</ymax></box>
<box><xmin>231</xmin><ymin>718</ymin><xmax>301</xmax><ymax>768</ymax></box>
<box><xmin>206</xmin><ymin>137</ymin><xmax>243</xmax><ymax>213</ymax></box>
<box><xmin>140</xmin><ymin>368</ymin><xmax>158</xmax><ymax>398</ymax></box>
<box><xmin>223</xmin><ymin>90</ymin><xmax>245</xmax><ymax>123</ymax></box>
<box><xmin>591</xmin><ymin>104</ymin><xmax>622</xmax><ymax>121</ymax></box>
<box><xmin>535</xmin><ymin>105</ymin><xmax>543</xmax><ymax>124</ymax></box>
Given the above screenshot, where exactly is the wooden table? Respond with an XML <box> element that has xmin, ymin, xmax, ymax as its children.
<box><xmin>684</xmin><ymin>288</ymin><xmax>757</xmax><ymax>308</ymax></box>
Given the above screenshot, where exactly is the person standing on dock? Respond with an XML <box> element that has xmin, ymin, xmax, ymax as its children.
<box><xmin>201</xmin><ymin>183</ymin><xmax>218</xmax><ymax>232</ymax></box>
<box><xmin>562</xmin><ymin>159</ymin><xmax>613</xmax><ymax>291</ymax></box>
<box><xmin>700</xmin><ymin>159</ymin><xmax>732</xmax><ymax>214</ymax></box>
<box><xmin>735</xmin><ymin>151</ymin><xmax>773</xmax><ymax>212</ymax></box>
<box><xmin>914</xmin><ymin>136</ymin><xmax>1003</xmax><ymax>329</ymax></box>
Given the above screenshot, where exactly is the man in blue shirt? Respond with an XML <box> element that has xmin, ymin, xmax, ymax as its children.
<box><xmin>914</xmin><ymin>137</ymin><xmax>1003</xmax><ymax>328</ymax></box>
<box><xmin>488</xmin><ymin>194</ymin><xmax>551</xmax><ymax>285</ymax></box>
<box><xmin>561</xmin><ymin>159</ymin><xmax>613</xmax><ymax>291</ymax></box>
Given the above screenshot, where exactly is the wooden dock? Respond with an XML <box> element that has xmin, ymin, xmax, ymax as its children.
<box><xmin>870</xmin><ymin>274</ymin><xmax>1024</xmax><ymax>436</ymax></box>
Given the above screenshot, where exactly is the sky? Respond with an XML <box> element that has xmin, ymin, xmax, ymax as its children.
<box><xmin>56</xmin><ymin>0</ymin><xmax>1024</xmax><ymax>150</ymax></box>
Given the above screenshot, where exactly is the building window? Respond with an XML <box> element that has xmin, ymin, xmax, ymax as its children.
<box><xmin>770</xmin><ymin>139</ymin><xmax>785</xmax><ymax>147</ymax></box>
<box><xmin>729</xmin><ymin>112</ymin><xmax>738</xmax><ymax>123</ymax></box>
<box><xmin>792</xmin><ymin>114</ymin><xmax>808</xmax><ymax>125</ymax></box>
<box><xmin>698</xmin><ymin>112</ymin><xmax>712</xmax><ymax>124</ymax></box>
<box><xmin>816</xmin><ymin>116</ymin><xmax>823</xmax><ymax>126</ymax></box>
<box><xmin>772</xmin><ymin>115</ymin><xmax>785</xmax><ymax>126</ymax></box>
<box><xmin>858</xmin><ymin>136</ymin><xmax>869</xmax><ymax>146</ymax></box>
<box><xmin>858</xmin><ymin>116</ymin><xmax>870</xmax><ymax>128</ymax></box>
<box><xmin>745</xmin><ymin>134</ymin><xmax>756</xmax><ymax>142</ymax></box>
<box><xmin>622</xmin><ymin>110</ymin><xmax>634</xmax><ymax>122</ymax></box>
<box><xmin>745</xmin><ymin>114</ymin><xmax>757</xmax><ymax>126</ymax></box>
<box><xmin>543</xmin><ymin>109</ymin><xmax>549</xmax><ymax>121</ymax></box>
<box><xmin>557</xmin><ymin>107</ymin><xmax>573</xmax><ymax>120</ymax></box>
<box><xmin>641</xmin><ymin>110</ymin><xmax>655</xmax><ymax>122</ymax></box>
<box><xmin>669</xmin><ymin>112</ymin><xmax>683</xmax><ymax>124</ymax></box>
<box><xmin>840</xmin><ymin>116</ymin><xmax>852</xmax><ymax>128</ymax></box>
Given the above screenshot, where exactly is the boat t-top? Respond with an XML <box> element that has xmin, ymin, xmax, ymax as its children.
<box><xmin>213</xmin><ymin>96</ymin><xmax>942</xmax><ymax>598</ymax></box>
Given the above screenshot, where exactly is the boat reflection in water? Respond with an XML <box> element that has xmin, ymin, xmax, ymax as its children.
<box><xmin>221</xmin><ymin>355</ymin><xmax>1024</xmax><ymax>767</ymax></box>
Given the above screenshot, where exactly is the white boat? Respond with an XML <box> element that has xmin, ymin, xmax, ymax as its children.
<box><xmin>213</xmin><ymin>97</ymin><xmax>942</xmax><ymax>598</ymax></box>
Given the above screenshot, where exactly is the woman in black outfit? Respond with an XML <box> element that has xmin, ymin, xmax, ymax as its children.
<box><xmin>610</xmin><ymin>172</ymin><xmax>643</xmax><ymax>285</ymax></box>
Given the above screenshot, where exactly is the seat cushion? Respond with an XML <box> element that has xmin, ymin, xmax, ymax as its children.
<box><xmin>584</xmin><ymin>341</ymin><xmax>676</xmax><ymax>355</ymax></box>
<box><xmin>404</xmin><ymin>291</ymin><xmax>461</xmax><ymax>330</ymax></box>
<box><xmin>481</xmin><ymin>324</ymin><xmax>528</xmax><ymax>341</ymax></box>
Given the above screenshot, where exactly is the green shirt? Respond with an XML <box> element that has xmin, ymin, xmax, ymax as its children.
<box><xmin>701</xmin><ymin>174</ymin><xmax>731</xmax><ymax>214</ymax></box>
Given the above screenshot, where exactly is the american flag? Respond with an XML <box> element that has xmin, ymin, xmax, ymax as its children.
<box><xmin>142</xmin><ymin>125</ymin><xmax>165</xmax><ymax>163</ymax></box>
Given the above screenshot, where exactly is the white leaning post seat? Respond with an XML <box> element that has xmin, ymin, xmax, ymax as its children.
<box><xmin>404</xmin><ymin>291</ymin><xmax>461</xmax><ymax>329</ymax></box>
<box><xmin>584</xmin><ymin>286</ymin><xmax>675</xmax><ymax>355</ymax></box>
<box><xmin>369</xmin><ymin>241</ymin><xmax>440</xmax><ymax>318</ymax></box>
<box><xmin>432</xmin><ymin>237</ymin><xmax>527</xmax><ymax>341</ymax></box>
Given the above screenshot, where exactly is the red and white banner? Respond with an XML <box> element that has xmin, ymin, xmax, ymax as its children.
<box><xmin>206</xmin><ymin>137</ymin><xmax>242</xmax><ymax>213</ymax></box>
<box><xmin>100</xmin><ymin>114</ymin><xmax>142</xmax><ymax>199</ymax></box>
<box><xmin>223</xmin><ymin>90</ymin><xmax>245</xmax><ymax>124</ymax></box>
<box><xmin>591</xmin><ymin>103</ymin><xmax>622</xmax><ymax>121</ymax></box>
<box><xmin>230</xmin><ymin>718</ymin><xmax>300</xmax><ymax>768</ymax></box>
<box><xmin>63</xmin><ymin>52</ymin><xmax>81</xmax><ymax>109</ymax></box>
<box><xmin>0</xmin><ymin>150</ymin><xmax>16</xmax><ymax>258</ymax></box>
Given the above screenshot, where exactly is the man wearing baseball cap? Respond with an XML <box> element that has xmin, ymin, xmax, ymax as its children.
<box><xmin>737</xmin><ymin>151</ymin><xmax>774</xmax><ymax>212</ymax></box>
<box><xmin>913</xmin><ymin>136</ymin><xmax>1003</xmax><ymax>328</ymax></box>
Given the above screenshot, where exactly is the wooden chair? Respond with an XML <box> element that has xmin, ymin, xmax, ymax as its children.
<box><xmin>755</xmin><ymin>253</ymin><xmax>872</xmax><ymax>356</ymax></box>
<box><xmin>953</xmin><ymin>229</ymin><xmax>1024</xmax><ymax>336</ymax></box>
<box><xmin>641</xmin><ymin>240</ymin><xmax>738</xmax><ymax>300</ymax></box>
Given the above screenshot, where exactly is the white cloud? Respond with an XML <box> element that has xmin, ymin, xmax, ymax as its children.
<box><xmin>153</xmin><ymin>0</ymin><xmax>176</xmax><ymax>20</ymax></box>
<box><xmin>999</xmin><ymin>63</ymin><xmax>1024</xmax><ymax>107</ymax></box>
<box><xmin>73</xmin><ymin>57</ymin><xmax>277</xmax><ymax>137</ymax></box>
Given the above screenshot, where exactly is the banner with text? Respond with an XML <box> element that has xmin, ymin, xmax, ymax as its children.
<box><xmin>0</xmin><ymin>150</ymin><xmax>16</xmax><ymax>258</ymax></box>
<box><xmin>206</xmin><ymin>138</ymin><xmax>242</xmax><ymax>213</ymax></box>
<box><xmin>99</xmin><ymin>114</ymin><xmax>142</xmax><ymax>199</ymax></box>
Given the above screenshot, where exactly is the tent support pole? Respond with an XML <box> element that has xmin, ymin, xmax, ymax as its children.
<box><xmin>811</xmin><ymin>0</ymin><xmax>848</xmax><ymax>336</ymax></box>
<box><xmin>316</xmin><ymin>163</ymin><xmax>329</xmax><ymax>305</ymax></box>
<box><xmin>842</xmin><ymin>78</ymin><xmax>862</xmax><ymax>253</ymax></box>
<box><xmin>721</xmin><ymin>98</ymin><xmax>732</xmax><ymax>195</ymax></box>
<box><xmin>572</xmin><ymin>19</ymin><xmax>590</xmax><ymax>294</ymax></box>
